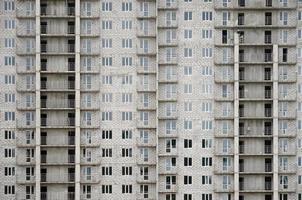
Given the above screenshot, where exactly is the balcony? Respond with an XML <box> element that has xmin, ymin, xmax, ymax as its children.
<box><xmin>158</xmin><ymin>183</ymin><xmax>178</xmax><ymax>193</ymax></box>
<box><xmin>239</xmin><ymin>145</ymin><xmax>272</xmax><ymax>155</ymax></box>
<box><xmin>41</xmin><ymin>118</ymin><xmax>75</xmax><ymax>128</ymax></box>
<box><xmin>40</xmin><ymin>44</ymin><xmax>75</xmax><ymax>55</ymax></box>
<box><xmin>40</xmin><ymin>7</ymin><xmax>75</xmax><ymax>17</ymax></box>
<box><xmin>41</xmin><ymin>192</ymin><xmax>75</xmax><ymax>200</ymax></box>
<box><xmin>40</xmin><ymin>173</ymin><xmax>75</xmax><ymax>183</ymax></box>
<box><xmin>41</xmin><ymin>135</ymin><xmax>75</xmax><ymax>146</ymax></box>
<box><xmin>40</xmin><ymin>80</ymin><xmax>75</xmax><ymax>91</ymax></box>
<box><xmin>16</xmin><ymin>8</ymin><xmax>35</xmax><ymax>18</ymax></box>
<box><xmin>158</xmin><ymin>0</ymin><xmax>178</xmax><ymax>10</ymax></box>
<box><xmin>41</xmin><ymin>154</ymin><xmax>75</xmax><ymax>165</ymax></box>
<box><xmin>41</xmin><ymin>99</ymin><xmax>75</xmax><ymax>109</ymax></box>
<box><xmin>40</xmin><ymin>25</ymin><xmax>75</xmax><ymax>36</ymax></box>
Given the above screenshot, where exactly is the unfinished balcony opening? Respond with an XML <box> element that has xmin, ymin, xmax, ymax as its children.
<box><xmin>264</xmin><ymin>121</ymin><xmax>272</xmax><ymax>135</ymax></box>
<box><xmin>266</xmin><ymin>0</ymin><xmax>272</xmax><ymax>7</ymax></box>
<box><xmin>239</xmin><ymin>31</ymin><xmax>245</xmax><ymax>43</ymax></box>
<box><xmin>238</xmin><ymin>0</ymin><xmax>245</xmax><ymax>7</ymax></box>
<box><xmin>68</xmin><ymin>21</ymin><xmax>75</xmax><ymax>34</ymax></box>
<box><xmin>264</xmin><ymin>140</ymin><xmax>272</xmax><ymax>154</ymax></box>
<box><xmin>265</xmin><ymin>176</ymin><xmax>272</xmax><ymax>190</ymax></box>
<box><xmin>265</xmin><ymin>158</ymin><xmax>272</xmax><ymax>172</ymax></box>
<box><xmin>41</xmin><ymin>58</ymin><xmax>47</xmax><ymax>71</ymax></box>
<box><xmin>239</xmin><ymin>141</ymin><xmax>244</xmax><ymax>154</ymax></box>
<box><xmin>67</xmin><ymin>3</ymin><xmax>75</xmax><ymax>16</ymax></box>
<box><xmin>68</xmin><ymin>58</ymin><xmax>75</xmax><ymax>71</ymax></box>
<box><xmin>264</xmin><ymin>31</ymin><xmax>272</xmax><ymax>44</ymax></box>
<box><xmin>264</xmin><ymin>104</ymin><xmax>272</xmax><ymax>117</ymax></box>
<box><xmin>264</xmin><ymin>49</ymin><xmax>272</xmax><ymax>62</ymax></box>
<box><xmin>239</xmin><ymin>67</ymin><xmax>245</xmax><ymax>80</ymax></box>
<box><xmin>40</xmin><ymin>2</ymin><xmax>47</xmax><ymax>16</ymax></box>
<box><xmin>238</xmin><ymin>13</ymin><xmax>245</xmax><ymax>26</ymax></box>
<box><xmin>265</xmin><ymin>12</ymin><xmax>272</xmax><ymax>25</ymax></box>
<box><xmin>239</xmin><ymin>159</ymin><xmax>244</xmax><ymax>172</ymax></box>
<box><xmin>239</xmin><ymin>122</ymin><xmax>244</xmax><ymax>135</ymax></box>
<box><xmin>222</xmin><ymin>30</ymin><xmax>227</xmax><ymax>44</ymax></box>
<box><xmin>264</xmin><ymin>67</ymin><xmax>272</xmax><ymax>80</ymax></box>
<box><xmin>239</xmin><ymin>85</ymin><xmax>245</xmax><ymax>98</ymax></box>
<box><xmin>68</xmin><ymin>40</ymin><xmax>75</xmax><ymax>53</ymax></box>
<box><xmin>41</xmin><ymin>21</ymin><xmax>47</xmax><ymax>34</ymax></box>
<box><xmin>264</xmin><ymin>86</ymin><xmax>272</xmax><ymax>99</ymax></box>
<box><xmin>239</xmin><ymin>104</ymin><xmax>244</xmax><ymax>117</ymax></box>
<box><xmin>239</xmin><ymin>49</ymin><xmax>244</xmax><ymax>62</ymax></box>
<box><xmin>41</xmin><ymin>40</ymin><xmax>47</xmax><ymax>53</ymax></box>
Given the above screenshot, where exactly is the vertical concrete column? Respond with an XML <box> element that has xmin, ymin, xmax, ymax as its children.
<box><xmin>155</xmin><ymin>1</ymin><xmax>159</xmax><ymax>200</ymax></box>
<box><xmin>35</xmin><ymin>0</ymin><xmax>41</xmax><ymax>199</ymax></box>
<box><xmin>75</xmin><ymin>0</ymin><xmax>81</xmax><ymax>199</ymax></box>
<box><xmin>272</xmin><ymin>45</ymin><xmax>279</xmax><ymax>200</ymax></box>
<box><xmin>233</xmin><ymin>32</ymin><xmax>239</xmax><ymax>200</ymax></box>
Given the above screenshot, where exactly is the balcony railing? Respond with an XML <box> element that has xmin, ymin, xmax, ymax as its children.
<box><xmin>41</xmin><ymin>192</ymin><xmax>75</xmax><ymax>200</ymax></box>
<box><xmin>41</xmin><ymin>117</ymin><xmax>75</xmax><ymax>127</ymax></box>
<box><xmin>41</xmin><ymin>136</ymin><xmax>75</xmax><ymax>146</ymax></box>
<box><xmin>41</xmin><ymin>99</ymin><xmax>75</xmax><ymax>109</ymax></box>
<box><xmin>40</xmin><ymin>81</ymin><xmax>75</xmax><ymax>90</ymax></box>
<box><xmin>40</xmin><ymin>44</ymin><xmax>75</xmax><ymax>54</ymax></box>
<box><xmin>41</xmin><ymin>173</ymin><xmax>75</xmax><ymax>182</ymax></box>
<box><xmin>265</xmin><ymin>53</ymin><xmax>272</xmax><ymax>62</ymax></box>
<box><xmin>40</xmin><ymin>154</ymin><xmax>75</xmax><ymax>164</ymax></box>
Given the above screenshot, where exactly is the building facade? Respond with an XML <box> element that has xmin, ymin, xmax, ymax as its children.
<box><xmin>1</xmin><ymin>0</ymin><xmax>302</xmax><ymax>199</ymax></box>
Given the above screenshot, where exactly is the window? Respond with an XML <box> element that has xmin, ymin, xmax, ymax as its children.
<box><xmin>202</xmin><ymin>139</ymin><xmax>212</xmax><ymax>148</ymax></box>
<box><xmin>202</xmin><ymin>29</ymin><xmax>212</xmax><ymax>39</ymax></box>
<box><xmin>102</xmin><ymin>20</ymin><xmax>112</xmax><ymax>30</ymax></box>
<box><xmin>102</xmin><ymin>130</ymin><xmax>112</xmax><ymax>139</ymax></box>
<box><xmin>184</xmin><ymin>48</ymin><xmax>193</xmax><ymax>58</ymax></box>
<box><xmin>4</xmin><ymin>112</ymin><xmax>15</xmax><ymax>121</ymax></box>
<box><xmin>102</xmin><ymin>148</ymin><xmax>112</xmax><ymax>157</ymax></box>
<box><xmin>184</xmin><ymin>11</ymin><xmax>192</xmax><ymax>21</ymax></box>
<box><xmin>122</xmin><ymin>57</ymin><xmax>132</xmax><ymax>66</ymax></box>
<box><xmin>184</xmin><ymin>29</ymin><xmax>192</xmax><ymax>39</ymax></box>
<box><xmin>101</xmin><ymin>166</ymin><xmax>112</xmax><ymax>175</ymax></box>
<box><xmin>4</xmin><ymin>130</ymin><xmax>15</xmax><ymax>139</ymax></box>
<box><xmin>102</xmin><ymin>57</ymin><xmax>113</xmax><ymax>66</ymax></box>
<box><xmin>102</xmin><ymin>2</ymin><xmax>112</xmax><ymax>11</ymax></box>
<box><xmin>202</xmin><ymin>48</ymin><xmax>212</xmax><ymax>58</ymax></box>
<box><xmin>184</xmin><ymin>102</ymin><xmax>192</xmax><ymax>112</ymax></box>
<box><xmin>4</xmin><ymin>0</ymin><xmax>15</xmax><ymax>11</ymax></box>
<box><xmin>4</xmin><ymin>148</ymin><xmax>15</xmax><ymax>158</ymax></box>
<box><xmin>122</xmin><ymin>2</ymin><xmax>132</xmax><ymax>11</ymax></box>
<box><xmin>4</xmin><ymin>20</ymin><xmax>15</xmax><ymax>29</ymax></box>
<box><xmin>122</xmin><ymin>130</ymin><xmax>132</xmax><ymax>139</ymax></box>
<box><xmin>184</xmin><ymin>139</ymin><xmax>192</xmax><ymax>148</ymax></box>
<box><xmin>122</xmin><ymin>112</ymin><xmax>132</xmax><ymax>121</ymax></box>
<box><xmin>102</xmin><ymin>111</ymin><xmax>112</xmax><ymax>121</ymax></box>
<box><xmin>4</xmin><ymin>167</ymin><xmax>15</xmax><ymax>176</ymax></box>
<box><xmin>201</xmin><ymin>102</ymin><xmax>212</xmax><ymax>112</ymax></box>
<box><xmin>122</xmin><ymin>20</ymin><xmax>132</xmax><ymax>29</ymax></box>
<box><xmin>280</xmin><ymin>11</ymin><xmax>288</xmax><ymax>25</ymax></box>
<box><xmin>102</xmin><ymin>93</ymin><xmax>113</xmax><ymax>103</ymax></box>
<box><xmin>4</xmin><ymin>38</ymin><xmax>15</xmax><ymax>48</ymax></box>
<box><xmin>4</xmin><ymin>185</ymin><xmax>15</xmax><ymax>195</ymax></box>
<box><xmin>184</xmin><ymin>157</ymin><xmax>192</xmax><ymax>166</ymax></box>
<box><xmin>102</xmin><ymin>38</ymin><xmax>112</xmax><ymax>48</ymax></box>
<box><xmin>122</xmin><ymin>185</ymin><xmax>132</xmax><ymax>193</ymax></box>
<box><xmin>184</xmin><ymin>194</ymin><xmax>192</xmax><ymax>200</ymax></box>
<box><xmin>4</xmin><ymin>93</ymin><xmax>15</xmax><ymax>103</ymax></box>
<box><xmin>201</xmin><ymin>12</ymin><xmax>213</xmax><ymax>21</ymax></box>
<box><xmin>184</xmin><ymin>66</ymin><xmax>192</xmax><ymax>75</ymax></box>
<box><xmin>202</xmin><ymin>157</ymin><xmax>212</xmax><ymax>166</ymax></box>
<box><xmin>122</xmin><ymin>166</ymin><xmax>132</xmax><ymax>175</ymax></box>
<box><xmin>4</xmin><ymin>56</ymin><xmax>15</xmax><ymax>66</ymax></box>
<box><xmin>184</xmin><ymin>176</ymin><xmax>192</xmax><ymax>185</ymax></box>
<box><xmin>184</xmin><ymin>120</ymin><xmax>192</xmax><ymax>130</ymax></box>
<box><xmin>201</xmin><ymin>120</ymin><xmax>212</xmax><ymax>130</ymax></box>
<box><xmin>122</xmin><ymin>75</ymin><xmax>133</xmax><ymax>85</ymax></box>
<box><xmin>122</xmin><ymin>93</ymin><xmax>132</xmax><ymax>103</ymax></box>
<box><xmin>184</xmin><ymin>84</ymin><xmax>192</xmax><ymax>94</ymax></box>
<box><xmin>201</xmin><ymin>66</ymin><xmax>212</xmax><ymax>75</ymax></box>
<box><xmin>102</xmin><ymin>185</ymin><xmax>112</xmax><ymax>194</ymax></box>
<box><xmin>201</xmin><ymin>176</ymin><xmax>212</xmax><ymax>185</ymax></box>
<box><xmin>202</xmin><ymin>194</ymin><xmax>212</xmax><ymax>200</ymax></box>
<box><xmin>122</xmin><ymin>39</ymin><xmax>132</xmax><ymax>48</ymax></box>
